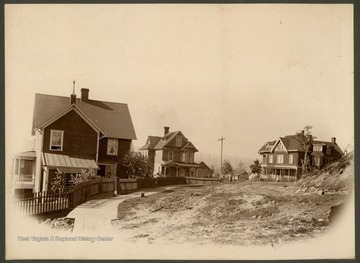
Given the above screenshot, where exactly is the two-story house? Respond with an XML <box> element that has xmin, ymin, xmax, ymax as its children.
<box><xmin>140</xmin><ymin>127</ymin><xmax>208</xmax><ymax>177</ymax></box>
<box><xmin>258</xmin><ymin>134</ymin><xmax>343</xmax><ymax>179</ymax></box>
<box><xmin>12</xmin><ymin>88</ymin><xmax>136</xmax><ymax>195</ymax></box>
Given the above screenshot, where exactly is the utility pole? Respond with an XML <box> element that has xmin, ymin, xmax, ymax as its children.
<box><xmin>218</xmin><ymin>136</ymin><xmax>225</xmax><ymax>174</ymax></box>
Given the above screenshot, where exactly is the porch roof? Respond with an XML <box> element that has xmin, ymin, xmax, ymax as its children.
<box><xmin>15</xmin><ymin>151</ymin><xmax>36</xmax><ymax>159</ymax></box>
<box><xmin>43</xmin><ymin>153</ymin><xmax>98</xmax><ymax>170</ymax></box>
<box><xmin>162</xmin><ymin>161</ymin><xmax>202</xmax><ymax>168</ymax></box>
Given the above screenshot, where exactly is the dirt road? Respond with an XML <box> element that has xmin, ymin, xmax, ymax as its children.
<box><xmin>112</xmin><ymin>153</ymin><xmax>353</xmax><ymax>246</ymax></box>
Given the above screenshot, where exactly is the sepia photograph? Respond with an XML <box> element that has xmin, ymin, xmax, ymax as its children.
<box><xmin>5</xmin><ymin>3</ymin><xmax>355</xmax><ymax>260</ymax></box>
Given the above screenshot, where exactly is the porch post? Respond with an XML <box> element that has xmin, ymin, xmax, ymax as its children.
<box><xmin>43</xmin><ymin>167</ymin><xmax>49</xmax><ymax>192</ymax></box>
<box><xmin>288</xmin><ymin>169</ymin><xmax>290</xmax><ymax>182</ymax></box>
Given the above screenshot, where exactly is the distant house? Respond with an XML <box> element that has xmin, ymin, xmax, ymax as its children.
<box><xmin>258</xmin><ymin>134</ymin><xmax>343</xmax><ymax>179</ymax></box>
<box><xmin>12</xmin><ymin>88</ymin><xmax>136</xmax><ymax>195</ymax></box>
<box><xmin>140</xmin><ymin>127</ymin><xmax>210</xmax><ymax>177</ymax></box>
<box><xmin>197</xmin><ymin>162</ymin><xmax>214</xmax><ymax>178</ymax></box>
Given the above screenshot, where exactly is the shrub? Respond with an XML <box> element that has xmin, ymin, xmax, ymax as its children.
<box><xmin>121</xmin><ymin>151</ymin><xmax>153</xmax><ymax>178</ymax></box>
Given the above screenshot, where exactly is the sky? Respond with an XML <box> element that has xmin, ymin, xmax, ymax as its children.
<box><xmin>5</xmin><ymin>4</ymin><xmax>354</xmax><ymax>162</ymax></box>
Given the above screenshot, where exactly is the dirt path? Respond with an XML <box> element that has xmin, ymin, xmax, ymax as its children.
<box><xmin>112</xmin><ymin>182</ymin><xmax>349</xmax><ymax>246</ymax></box>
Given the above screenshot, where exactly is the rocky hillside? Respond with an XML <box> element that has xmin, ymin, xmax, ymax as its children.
<box><xmin>295</xmin><ymin>152</ymin><xmax>354</xmax><ymax>194</ymax></box>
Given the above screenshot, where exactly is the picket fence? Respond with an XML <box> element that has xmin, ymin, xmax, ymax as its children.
<box><xmin>14</xmin><ymin>178</ymin><xmax>115</xmax><ymax>216</ymax></box>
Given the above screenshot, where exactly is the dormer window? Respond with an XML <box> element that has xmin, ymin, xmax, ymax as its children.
<box><xmin>314</xmin><ymin>145</ymin><xmax>322</xmax><ymax>151</ymax></box>
<box><xmin>176</xmin><ymin>136</ymin><xmax>182</xmax><ymax>147</ymax></box>
<box><xmin>50</xmin><ymin>130</ymin><xmax>64</xmax><ymax>151</ymax></box>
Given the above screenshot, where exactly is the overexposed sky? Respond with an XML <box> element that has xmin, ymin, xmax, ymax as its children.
<box><xmin>5</xmin><ymin>4</ymin><xmax>354</xmax><ymax>159</ymax></box>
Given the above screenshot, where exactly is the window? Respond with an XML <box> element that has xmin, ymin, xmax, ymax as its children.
<box><xmin>277</xmin><ymin>155</ymin><xmax>284</xmax><ymax>164</ymax></box>
<box><xmin>186</xmin><ymin>152</ymin><xmax>193</xmax><ymax>163</ymax></box>
<box><xmin>275</xmin><ymin>142</ymin><xmax>284</xmax><ymax>151</ymax></box>
<box><xmin>289</xmin><ymin>154</ymin><xmax>294</xmax><ymax>164</ymax></box>
<box><xmin>326</xmin><ymin>146</ymin><xmax>332</xmax><ymax>155</ymax></box>
<box><xmin>107</xmin><ymin>139</ymin><xmax>118</xmax><ymax>155</ymax></box>
<box><xmin>50</xmin><ymin>130</ymin><xmax>64</xmax><ymax>151</ymax></box>
<box><xmin>176</xmin><ymin>136</ymin><xmax>182</xmax><ymax>147</ymax></box>
<box><xmin>168</xmin><ymin>151</ymin><xmax>174</xmax><ymax>161</ymax></box>
<box><xmin>314</xmin><ymin>145</ymin><xmax>322</xmax><ymax>151</ymax></box>
<box><xmin>181</xmin><ymin>152</ymin><xmax>186</xmax><ymax>162</ymax></box>
<box><xmin>315</xmin><ymin>157</ymin><xmax>321</xmax><ymax>166</ymax></box>
<box><xmin>268</xmin><ymin>155</ymin><xmax>273</xmax><ymax>163</ymax></box>
<box><xmin>14</xmin><ymin>158</ymin><xmax>33</xmax><ymax>181</ymax></box>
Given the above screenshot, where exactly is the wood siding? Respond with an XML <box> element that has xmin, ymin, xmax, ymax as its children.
<box><xmin>98</xmin><ymin>138</ymin><xmax>132</xmax><ymax>178</ymax></box>
<box><xmin>43</xmin><ymin>110</ymin><xmax>98</xmax><ymax>158</ymax></box>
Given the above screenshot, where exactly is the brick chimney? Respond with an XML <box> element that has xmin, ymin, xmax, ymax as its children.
<box><xmin>164</xmin><ymin>126</ymin><xmax>170</xmax><ymax>136</ymax></box>
<box><xmin>70</xmin><ymin>80</ymin><xmax>76</xmax><ymax>104</ymax></box>
<box><xmin>331</xmin><ymin>137</ymin><xmax>336</xmax><ymax>144</ymax></box>
<box><xmin>81</xmin><ymin>88</ymin><xmax>89</xmax><ymax>102</ymax></box>
<box><xmin>70</xmin><ymin>94</ymin><xmax>76</xmax><ymax>104</ymax></box>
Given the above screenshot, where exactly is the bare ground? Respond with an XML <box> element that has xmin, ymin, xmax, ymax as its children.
<box><xmin>112</xmin><ymin>154</ymin><xmax>353</xmax><ymax>246</ymax></box>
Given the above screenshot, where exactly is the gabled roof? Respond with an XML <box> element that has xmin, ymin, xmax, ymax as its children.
<box><xmin>181</xmin><ymin>141</ymin><xmax>198</xmax><ymax>152</ymax></box>
<box><xmin>139</xmin><ymin>136</ymin><xmax>162</xmax><ymax>150</ymax></box>
<box><xmin>281</xmin><ymin>135</ymin><xmax>306</xmax><ymax>152</ymax></box>
<box><xmin>312</xmin><ymin>140</ymin><xmax>343</xmax><ymax>155</ymax></box>
<box><xmin>259</xmin><ymin>134</ymin><xmax>343</xmax><ymax>154</ymax></box>
<box><xmin>199</xmin><ymin>161</ymin><xmax>211</xmax><ymax>170</ymax></box>
<box><xmin>37</xmin><ymin>103</ymin><xmax>104</xmax><ymax>135</ymax></box>
<box><xmin>32</xmin><ymin>94</ymin><xmax>137</xmax><ymax>140</ymax></box>
<box><xmin>258</xmin><ymin>141</ymin><xmax>276</xmax><ymax>153</ymax></box>
<box><xmin>153</xmin><ymin>131</ymin><xmax>179</xmax><ymax>150</ymax></box>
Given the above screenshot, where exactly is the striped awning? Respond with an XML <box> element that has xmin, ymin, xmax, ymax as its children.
<box><xmin>43</xmin><ymin>153</ymin><xmax>98</xmax><ymax>171</ymax></box>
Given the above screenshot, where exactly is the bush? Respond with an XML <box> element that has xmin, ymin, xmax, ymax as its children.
<box><xmin>121</xmin><ymin>151</ymin><xmax>153</xmax><ymax>178</ymax></box>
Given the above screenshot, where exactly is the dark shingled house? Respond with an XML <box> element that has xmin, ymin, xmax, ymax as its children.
<box><xmin>12</xmin><ymin>88</ymin><xmax>136</xmax><ymax>194</ymax></box>
<box><xmin>258</xmin><ymin>133</ymin><xmax>343</xmax><ymax>180</ymax></box>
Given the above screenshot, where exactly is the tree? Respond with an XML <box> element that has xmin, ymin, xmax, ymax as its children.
<box><xmin>222</xmin><ymin>160</ymin><xmax>233</xmax><ymax>175</ymax></box>
<box><xmin>121</xmin><ymin>151</ymin><xmax>153</xmax><ymax>178</ymax></box>
<box><xmin>50</xmin><ymin>171</ymin><xmax>66</xmax><ymax>194</ymax></box>
<box><xmin>236</xmin><ymin>161</ymin><xmax>246</xmax><ymax>174</ymax></box>
<box><xmin>249</xmin><ymin>159</ymin><xmax>262</xmax><ymax>174</ymax></box>
<box><xmin>296</xmin><ymin>125</ymin><xmax>316</xmax><ymax>175</ymax></box>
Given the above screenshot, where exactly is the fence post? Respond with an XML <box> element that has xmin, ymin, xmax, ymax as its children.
<box><xmin>114</xmin><ymin>177</ymin><xmax>117</xmax><ymax>196</ymax></box>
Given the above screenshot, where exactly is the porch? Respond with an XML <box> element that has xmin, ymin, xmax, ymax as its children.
<box><xmin>261</xmin><ymin>164</ymin><xmax>301</xmax><ymax>182</ymax></box>
<box><xmin>161</xmin><ymin>161</ymin><xmax>202</xmax><ymax>177</ymax></box>
<box><xmin>12</xmin><ymin>151</ymin><xmax>36</xmax><ymax>193</ymax></box>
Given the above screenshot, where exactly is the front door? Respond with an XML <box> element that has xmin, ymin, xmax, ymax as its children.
<box><xmin>179</xmin><ymin>168</ymin><xmax>186</xmax><ymax>177</ymax></box>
